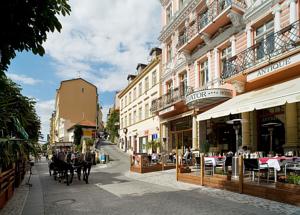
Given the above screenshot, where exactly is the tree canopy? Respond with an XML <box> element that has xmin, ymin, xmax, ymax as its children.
<box><xmin>0</xmin><ymin>0</ymin><xmax>71</xmax><ymax>72</ymax></box>
<box><xmin>0</xmin><ymin>75</ymin><xmax>41</xmax><ymax>141</ymax></box>
<box><xmin>106</xmin><ymin>110</ymin><xmax>119</xmax><ymax>143</ymax></box>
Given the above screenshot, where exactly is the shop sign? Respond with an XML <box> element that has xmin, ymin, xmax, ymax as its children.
<box><xmin>83</xmin><ymin>130</ymin><xmax>92</xmax><ymax>137</ymax></box>
<box><xmin>185</xmin><ymin>89</ymin><xmax>232</xmax><ymax>105</ymax></box>
<box><xmin>152</xmin><ymin>133</ymin><xmax>158</xmax><ymax>140</ymax></box>
<box><xmin>247</xmin><ymin>53</ymin><xmax>300</xmax><ymax>82</ymax></box>
<box><xmin>159</xmin><ymin>105</ymin><xmax>175</xmax><ymax>115</ymax></box>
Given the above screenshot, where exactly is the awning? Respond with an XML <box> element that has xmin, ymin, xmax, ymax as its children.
<box><xmin>197</xmin><ymin>78</ymin><xmax>300</xmax><ymax>121</ymax></box>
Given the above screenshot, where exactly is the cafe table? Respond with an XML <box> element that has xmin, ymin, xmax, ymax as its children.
<box><xmin>259</xmin><ymin>157</ymin><xmax>294</xmax><ymax>182</ymax></box>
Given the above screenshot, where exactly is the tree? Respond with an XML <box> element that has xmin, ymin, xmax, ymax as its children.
<box><xmin>106</xmin><ymin>110</ymin><xmax>119</xmax><ymax>143</ymax></box>
<box><xmin>73</xmin><ymin>125</ymin><xmax>83</xmax><ymax>145</ymax></box>
<box><xmin>0</xmin><ymin>0</ymin><xmax>71</xmax><ymax>72</ymax></box>
<box><xmin>0</xmin><ymin>75</ymin><xmax>41</xmax><ymax>169</ymax></box>
<box><xmin>0</xmin><ymin>75</ymin><xmax>41</xmax><ymax>141</ymax></box>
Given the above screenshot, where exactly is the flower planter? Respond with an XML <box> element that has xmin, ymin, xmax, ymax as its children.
<box><xmin>276</xmin><ymin>182</ymin><xmax>300</xmax><ymax>192</ymax></box>
<box><xmin>179</xmin><ymin>166</ymin><xmax>191</xmax><ymax>173</ymax></box>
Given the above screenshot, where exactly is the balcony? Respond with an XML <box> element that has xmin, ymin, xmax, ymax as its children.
<box><xmin>199</xmin><ymin>0</ymin><xmax>246</xmax><ymax>36</ymax></box>
<box><xmin>151</xmin><ymin>85</ymin><xmax>187</xmax><ymax>114</ymax></box>
<box><xmin>177</xmin><ymin>20</ymin><xmax>203</xmax><ymax>52</ymax></box>
<box><xmin>222</xmin><ymin>20</ymin><xmax>300</xmax><ymax>80</ymax></box>
<box><xmin>177</xmin><ymin>0</ymin><xmax>245</xmax><ymax>52</ymax></box>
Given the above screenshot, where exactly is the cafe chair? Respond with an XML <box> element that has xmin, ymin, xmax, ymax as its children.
<box><xmin>244</xmin><ymin>159</ymin><xmax>269</xmax><ymax>183</ymax></box>
<box><xmin>204</xmin><ymin>160</ymin><xmax>214</xmax><ymax>175</ymax></box>
<box><xmin>195</xmin><ymin>157</ymin><xmax>201</xmax><ymax>169</ymax></box>
<box><xmin>215</xmin><ymin>157</ymin><xmax>226</xmax><ymax>174</ymax></box>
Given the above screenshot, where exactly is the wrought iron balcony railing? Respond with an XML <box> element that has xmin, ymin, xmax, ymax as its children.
<box><xmin>222</xmin><ymin>20</ymin><xmax>300</xmax><ymax>80</ymax></box>
<box><xmin>151</xmin><ymin>85</ymin><xmax>189</xmax><ymax>113</ymax></box>
<box><xmin>199</xmin><ymin>0</ymin><xmax>246</xmax><ymax>29</ymax></box>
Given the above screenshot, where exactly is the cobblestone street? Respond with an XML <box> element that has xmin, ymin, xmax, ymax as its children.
<box><xmin>1</xmin><ymin>144</ymin><xmax>300</xmax><ymax>215</ymax></box>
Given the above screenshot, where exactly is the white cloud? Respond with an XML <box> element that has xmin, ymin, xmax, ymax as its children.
<box><xmin>44</xmin><ymin>0</ymin><xmax>161</xmax><ymax>92</ymax></box>
<box><xmin>35</xmin><ymin>100</ymin><xmax>55</xmax><ymax>140</ymax></box>
<box><xmin>7</xmin><ymin>73</ymin><xmax>42</xmax><ymax>85</ymax></box>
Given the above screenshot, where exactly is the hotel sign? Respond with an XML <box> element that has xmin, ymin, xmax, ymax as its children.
<box><xmin>185</xmin><ymin>89</ymin><xmax>232</xmax><ymax>105</ymax></box>
<box><xmin>247</xmin><ymin>53</ymin><xmax>300</xmax><ymax>82</ymax></box>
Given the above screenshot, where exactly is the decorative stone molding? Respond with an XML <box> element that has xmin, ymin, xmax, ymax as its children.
<box><xmin>231</xmin><ymin>80</ymin><xmax>246</xmax><ymax>93</ymax></box>
<box><xmin>271</xmin><ymin>3</ymin><xmax>281</xmax><ymax>14</ymax></box>
<box><xmin>244</xmin><ymin>0</ymin><xmax>275</xmax><ymax>22</ymax></box>
<box><xmin>191</xmin><ymin>24</ymin><xmax>244</xmax><ymax>63</ymax></box>
<box><xmin>159</xmin><ymin>0</ymin><xmax>200</xmax><ymax>42</ymax></box>
<box><xmin>201</xmin><ymin>33</ymin><xmax>211</xmax><ymax>44</ymax></box>
<box><xmin>227</xmin><ymin>11</ymin><xmax>243</xmax><ymax>27</ymax></box>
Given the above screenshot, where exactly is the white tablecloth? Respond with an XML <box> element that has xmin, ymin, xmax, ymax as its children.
<box><xmin>259</xmin><ymin>159</ymin><xmax>281</xmax><ymax>171</ymax></box>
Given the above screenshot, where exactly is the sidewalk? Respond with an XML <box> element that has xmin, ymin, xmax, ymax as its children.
<box><xmin>0</xmin><ymin>164</ymin><xmax>44</xmax><ymax>215</ymax></box>
<box><xmin>125</xmin><ymin>169</ymin><xmax>300</xmax><ymax>215</ymax></box>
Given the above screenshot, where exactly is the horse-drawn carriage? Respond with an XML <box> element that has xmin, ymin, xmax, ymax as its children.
<box><xmin>48</xmin><ymin>142</ymin><xmax>92</xmax><ymax>185</ymax></box>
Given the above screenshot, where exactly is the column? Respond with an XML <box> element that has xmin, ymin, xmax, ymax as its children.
<box><xmin>199</xmin><ymin>121</ymin><xmax>207</xmax><ymax>153</ymax></box>
<box><xmin>272</xmin><ymin>4</ymin><xmax>281</xmax><ymax>32</ymax></box>
<box><xmin>289</xmin><ymin>0</ymin><xmax>297</xmax><ymax>24</ymax></box>
<box><xmin>246</xmin><ymin>26</ymin><xmax>253</xmax><ymax>48</ymax></box>
<box><xmin>242</xmin><ymin>112</ymin><xmax>251</xmax><ymax>149</ymax></box>
<box><xmin>207</xmin><ymin>51</ymin><xmax>212</xmax><ymax>89</ymax></box>
<box><xmin>214</xmin><ymin>48</ymin><xmax>220</xmax><ymax>87</ymax></box>
<box><xmin>250</xmin><ymin>111</ymin><xmax>258</xmax><ymax>151</ymax></box>
<box><xmin>192</xmin><ymin>116</ymin><xmax>198</xmax><ymax>149</ymax></box>
<box><xmin>194</xmin><ymin>61</ymin><xmax>199</xmax><ymax>89</ymax></box>
<box><xmin>230</xmin><ymin>36</ymin><xmax>236</xmax><ymax>56</ymax></box>
<box><xmin>285</xmin><ymin>103</ymin><xmax>298</xmax><ymax>151</ymax></box>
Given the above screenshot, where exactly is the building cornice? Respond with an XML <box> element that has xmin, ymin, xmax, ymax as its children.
<box><xmin>118</xmin><ymin>57</ymin><xmax>161</xmax><ymax>98</ymax></box>
<box><xmin>244</xmin><ymin>0</ymin><xmax>279</xmax><ymax>22</ymax></box>
<box><xmin>159</xmin><ymin>0</ymin><xmax>201</xmax><ymax>42</ymax></box>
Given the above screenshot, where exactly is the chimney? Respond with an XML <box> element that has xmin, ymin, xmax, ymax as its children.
<box><xmin>136</xmin><ymin>63</ymin><xmax>147</xmax><ymax>74</ymax></box>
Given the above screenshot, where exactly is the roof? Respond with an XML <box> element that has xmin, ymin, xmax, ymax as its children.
<box><xmin>67</xmin><ymin>120</ymin><xmax>97</xmax><ymax>131</ymax></box>
<box><xmin>59</xmin><ymin>78</ymin><xmax>97</xmax><ymax>90</ymax></box>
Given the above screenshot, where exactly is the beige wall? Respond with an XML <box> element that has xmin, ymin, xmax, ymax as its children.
<box><xmin>57</xmin><ymin>79</ymin><xmax>97</xmax><ymax>125</ymax></box>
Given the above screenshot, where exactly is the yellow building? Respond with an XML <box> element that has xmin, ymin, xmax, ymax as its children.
<box><xmin>50</xmin><ymin>78</ymin><xmax>102</xmax><ymax>143</ymax></box>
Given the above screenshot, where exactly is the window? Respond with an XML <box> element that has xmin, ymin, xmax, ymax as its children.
<box><xmin>145</xmin><ymin>77</ymin><xmax>149</xmax><ymax>91</ymax></box>
<box><xmin>129</xmin><ymin>92</ymin><xmax>131</xmax><ymax>103</ymax></box>
<box><xmin>166</xmin><ymin>4</ymin><xmax>172</xmax><ymax>24</ymax></box>
<box><xmin>121</xmin><ymin>118</ymin><xmax>123</xmax><ymax>129</ymax></box>
<box><xmin>221</xmin><ymin>46</ymin><xmax>232</xmax><ymax>73</ymax></box>
<box><xmin>166</xmin><ymin>80</ymin><xmax>173</xmax><ymax>92</ymax></box>
<box><xmin>133</xmin><ymin>110</ymin><xmax>136</xmax><ymax>124</ymax></box>
<box><xmin>152</xmin><ymin>70</ymin><xmax>157</xmax><ymax>86</ymax></box>
<box><xmin>81</xmin><ymin>88</ymin><xmax>84</xmax><ymax>93</ymax></box>
<box><xmin>255</xmin><ymin>20</ymin><xmax>274</xmax><ymax>60</ymax></box>
<box><xmin>199</xmin><ymin>60</ymin><xmax>209</xmax><ymax>88</ymax></box>
<box><xmin>145</xmin><ymin>104</ymin><xmax>149</xmax><ymax>118</ymax></box>
<box><xmin>121</xmin><ymin>99</ymin><xmax>123</xmax><ymax>109</ymax></box>
<box><xmin>129</xmin><ymin>113</ymin><xmax>132</xmax><ymax>125</ymax></box>
<box><xmin>125</xmin><ymin>96</ymin><xmax>127</xmax><ymax>106</ymax></box>
<box><xmin>133</xmin><ymin>88</ymin><xmax>136</xmax><ymax>100</ymax></box>
<box><xmin>125</xmin><ymin>115</ymin><xmax>127</xmax><ymax>127</ymax></box>
<box><xmin>139</xmin><ymin>82</ymin><xmax>143</xmax><ymax>96</ymax></box>
<box><xmin>139</xmin><ymin>107</ymin><xmax>142</xmax><ymax>121</ymax></box>
<box><xmin>179</xmin><ymin>72</ymin><xmax>187</xmax><ymax>94</ymax></box>
<box><xmin>167</xmin><ymin>43</ymin><xmax>172</xmax><ymax>63</ymax></box>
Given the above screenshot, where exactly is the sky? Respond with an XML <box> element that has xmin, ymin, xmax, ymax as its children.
<box><xmin>6</xmin><ymin>0</ymin><xmax>162</xmax><ymax>140</ymax></box>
